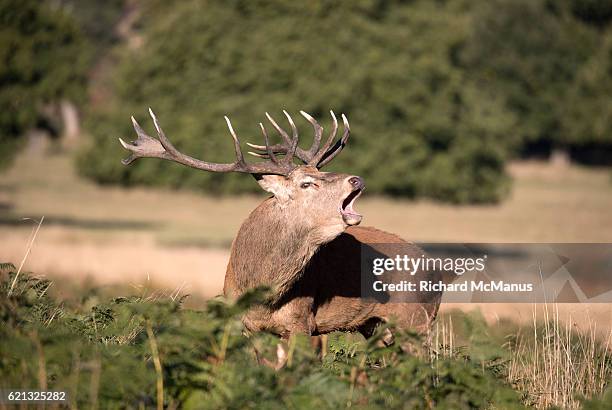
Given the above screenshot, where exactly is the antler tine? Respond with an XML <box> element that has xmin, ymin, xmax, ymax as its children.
<box><xmin>224</xmin><ymin>116</ymin><xmax>246</xmax><ymax>166</ymax></box>
<box><xmin>256</xmin><ymin>123</ymin><xmax>279</xmax><ymax>164</ymax></box>
<box><xmin>265</xmin><ymin>112</ymin><xmax>292</xmax><ymax>147</ymax></box>
<box><xmin>299</xmin><ymin>110</ymin><xmax>323</xmax><ymax>164</ymax></box>
<box><xmin>282</xmin><ymin>110</ymin><xmax>299</xmax><ymax>165</ymax></box>
<box><xmin>149</xmin><ymin>108</ymin><xmax>181</xmax><ymax>157</ymax></box>
<box><xmin>283</xmin><ymin>110</ymin><xmax>298</xmax><ymax>140</ymax></box>
<box><xmin>246</xmin><ymin>111</ymin><xmax>304</xmax><ymax>165</ymax></box>
<box><xmin>309</xmin><ymin>110</ymin><xmax>338</xmax><ymax>166</ymax></box>
<box><xmin>246</xmin><ymin>141</ymin><xmax>308</xmax><ymax>162</ymax></box>
<box><xmin>119</xmin><ymin>110</ymin><xmax>296</xmax><ymax>175</ymax></box>
<box><xmin>246</xmin><ymin>141</ymin><xmax>284</xmax><ymax>152</ymax></box>
<box><xmin>317</xmin><ymin>113</ymin><xmax>350</xmax><ymax>168</ymax></box>
<box><xmin>131</xmin><ymin>116</ymin><xmax>146</xmax><ymax>139</ymax></box>
<box><xmin>245</xmin><ymin>110</ymin><xmax>351</xmax><ymax>169</ymax></box>
<box><xmin>119</xmin><ymin>116</ymin><xmax>152</xmax><ymax>165</ymax></box>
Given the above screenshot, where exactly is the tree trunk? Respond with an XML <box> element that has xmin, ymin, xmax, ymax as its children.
<box><xmin>550</xmin><ymin>147</ymin><xmax>570</xmax><ymax>168</ymax></box>
<box><xmin>60</xmin><ymin>100</ymin><xmax>80</xmax><ymax>147</ymax></box>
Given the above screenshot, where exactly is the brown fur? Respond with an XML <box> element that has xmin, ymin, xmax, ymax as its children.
<box><xmin>223</xmin><ymin>166</ymin><xmax>441</xmax><ymax>340</ymax></box>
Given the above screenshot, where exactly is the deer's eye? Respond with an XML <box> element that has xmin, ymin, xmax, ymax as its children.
<box><xmin>300</xmin><ymin>182</ymin><xmax>312</xmax><ymax>189</ymax></box>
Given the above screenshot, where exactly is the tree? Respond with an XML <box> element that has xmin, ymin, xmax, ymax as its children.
<box><xmin>560</xmin><ymin>30</ymin><xmax>612</xmax><ymax>148</ymax></box>
<box><xmin>0</xmin><ymin>0</ymin><xmax>90</xmax><ymax>168</ymax></box>
<box><xmin>79</xmin><ymin>0</ymin><xmax>515</xmax><ymax>203</ymax></box>
<box><xmin>460</xmin><ymin>0</ymin><xmax>605</xmax><ymax>157</ymax></box>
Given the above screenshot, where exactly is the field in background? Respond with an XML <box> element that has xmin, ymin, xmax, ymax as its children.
<box><xmin>1</xmin><ymin>139</ymin><xmax>611</xmax><ymax>332</ymax></box>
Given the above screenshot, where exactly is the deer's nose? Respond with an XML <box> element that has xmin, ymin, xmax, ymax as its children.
<box><xmin>348</xmin><ymin>176</ymin><xmax>365</xmax><ymax>190</ymax></box>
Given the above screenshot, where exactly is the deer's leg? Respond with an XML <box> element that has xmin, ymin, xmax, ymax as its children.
<box><xmin>242</xmin><ymin>307</ymin><xmax>287</xmax><ymax>368</ymax></box>
<box><xmin>272</xmin><ymin>296</ymin><xmax>317</xmax><ymax>336</ymax></box>
<box><xmin>274</xmin><ymin>297</ymin><xmax>317</xmax><ymax>369</ymax></box>
<box><xmin>364</xmin><ymin>304</ymin><xmax>438</xmax><ymax>356</ymax></box>
<box><xmin>310</xmin><ymin>334</ymin><xmax>328</xmax><ymax>359</ymax></box>
<box><xmin>249</xmin><ymin>297</ymin><xmax>316</xmax><ymax>370</ymax></box>
<box><xmin>358</xmin><ymin>317</ymin><xmax>394</xmax><ymax>346</ymax></box>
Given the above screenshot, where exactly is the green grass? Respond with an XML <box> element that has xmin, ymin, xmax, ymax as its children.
<box><xmin>1</xmin><ymin>263</ymin><xmax>610</xmax><ymax>409</ymax></box>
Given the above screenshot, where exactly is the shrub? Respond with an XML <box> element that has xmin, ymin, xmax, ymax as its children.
<box><xmin>0</xmin><ymin>265</ymin><xmax>527</xmax><ymax>409</ymax></box>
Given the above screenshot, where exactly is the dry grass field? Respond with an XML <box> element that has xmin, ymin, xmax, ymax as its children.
<box><xmin>1</xmin><ymin>140</ymin><xmax>611</xmax><ymax>334</ymax></box>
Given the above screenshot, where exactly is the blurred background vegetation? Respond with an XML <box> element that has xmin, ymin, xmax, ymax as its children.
<box><xmin>1</xmin><ymin>0</ymin><xmax>612</xmax><ymax>203</ymax></box>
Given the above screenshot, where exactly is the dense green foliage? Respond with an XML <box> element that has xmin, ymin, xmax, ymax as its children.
<box><xmin>462</xmin><ymin>0</ymin><xmax>612</xmax><ymax>152</ymax></box>
<box><xmin>561</xmin><ymin>29</ymin><xmax>612</xmax><ymax>148</ymax></box>
<box><xmin>77</xmin><ymin>0</ymin><xmax>612</xmax><ymax>201</ymax></box>
<box><xmin>0</xmin><ymin>265</ymin><xmax>531</xmax><ymax>409</ymax></box>
<box><xmin>2</xmin><ymin>0</ymin><xmax>612</xmax><ymax>200</ymax></box>
<box><xmin>54</xmin><ymin>0</ymin><xmax>126</xmax><ymax>57</ymax></box>
<box><xmin>78</xmin><ymin>0</ymin><xmax>515</xmax><ymax>203</ymax></box>
<box><xmin>0</xmin><ymin>0</ymin><xmax>90</xmax><ymax>168</ymax></box>
<box><xmin>462</xmin><ymin>0</ymin><xmax>590</xmax><ymax>146</ymax></box>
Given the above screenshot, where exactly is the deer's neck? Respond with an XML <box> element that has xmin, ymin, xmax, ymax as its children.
<box><xmin>228</xmin><ymin>198</ymin><xmax>341</xmax><ymax>301</ymax></box>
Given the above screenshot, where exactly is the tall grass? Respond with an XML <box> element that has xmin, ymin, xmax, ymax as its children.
<box><xmin>431</xmin><ymin>306</ymin><xmax>612</xmax><ymax>409</ymax></box>
<box><xmin>506</xmin><ymin>305</ymin><xmax>611</xmax><ymax>409</ymax></box>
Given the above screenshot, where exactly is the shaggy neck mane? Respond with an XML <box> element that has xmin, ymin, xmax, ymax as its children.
<box><xmin>230</xmin><ymin>198</ymin><xmax>340</xmax><ymax>302</ymax></box>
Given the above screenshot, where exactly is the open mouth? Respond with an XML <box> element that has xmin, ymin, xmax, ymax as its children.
<box><xmin>340</xmin><ymin>188</ymin><xmax>363</xmax><ymax>225</ymax></box>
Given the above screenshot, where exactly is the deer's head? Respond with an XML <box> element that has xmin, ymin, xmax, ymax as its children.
<box><xmin>258</xmin><ymin>165</ymin><xmax>364</xmax><ymax>229</ymax></box>
<box><xmin>119</xmin><ymin>109</ymin><xmax>364</xmax><ymax>236</ymax></box>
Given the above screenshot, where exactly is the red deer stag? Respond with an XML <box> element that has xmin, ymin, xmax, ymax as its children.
<box><xmin>119</xmin><ymin>109</ymin><xmax>441</xmax><ymax>363</ymax></box>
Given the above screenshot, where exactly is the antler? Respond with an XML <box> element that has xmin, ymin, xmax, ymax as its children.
<box><xmin>119</xmin><ymin>109</ymin><xmax>350</xmax><ymax>176</ymax></box>
<box><xmin>119</xmin><ymin>108</ymin><xmax>297</xmax><ymax>175</ymax></box>
<box><xmin>246</xmin><ymin>110</ymin><xmax>350</xmax><ymax>169</ymax></box>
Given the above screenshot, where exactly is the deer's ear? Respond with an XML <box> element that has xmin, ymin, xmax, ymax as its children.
<box><xmin>256</xmin><ymin>174</ymin><xmax>291</xmax><ymax>201</ymax></box>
